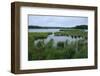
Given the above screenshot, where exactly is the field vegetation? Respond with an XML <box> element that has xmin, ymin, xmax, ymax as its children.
<box><xmin>28</xmin><ymin>30</ymin><xmax>88</xmax><ymax>60</ymax></box>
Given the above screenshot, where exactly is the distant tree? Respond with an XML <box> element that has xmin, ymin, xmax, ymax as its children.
<box><xmin>28</xmin><ymin>25</ymin><xmax>42</xmax><ymax>29</ymax></box>
<box><xmin>74</xmin><ymin>25</ymin><xmax>88</xmax><ymax>29</ymax></box>
<box><xmin>28</xmin><ymin>25</ymin><xmax>88</xmax><ymax>29</ymax></box>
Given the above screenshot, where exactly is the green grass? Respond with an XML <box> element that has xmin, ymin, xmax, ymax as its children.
<box><xmin>29</xmin><ymin>32</ymin><xmax>52</xmax><ymax>40</ymax></box>
<box><xmin>28</xmin><ymin>32</ymin><xmax>52</xmax><ymax>60</ymax></box>
<box><xmin>28</xmin><ymin>32</ymin><xmax>88</xmax><ymax>60</ymax></box>
<box><xmin>54</xmin><ymin>29</ymin><xmax>87</xmax><ymax>39</ymax></box>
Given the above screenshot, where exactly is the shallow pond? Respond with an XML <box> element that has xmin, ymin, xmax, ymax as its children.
<box><xmin>34</xmin><ymin>33</ymin><xmax>83</xmax><ymax>47</ymax></box>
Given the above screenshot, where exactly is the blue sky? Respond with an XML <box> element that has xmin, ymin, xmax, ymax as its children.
<box><xmin>28</xmin><ymin>15</ymin><xmax>88</xmax><ymax>27</ymax></box>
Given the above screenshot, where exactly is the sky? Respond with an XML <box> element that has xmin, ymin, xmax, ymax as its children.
<box><xmin>28</xmin><ymin>15</ymin><xmax>88</xmax><ymax>27</ymax></box>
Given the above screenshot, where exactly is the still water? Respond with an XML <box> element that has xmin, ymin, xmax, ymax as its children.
<box><xmin>29</xmin><ymin>28</ymin><xmax>83</xmax><ymax>47</ymax></box>
<box><xmin>34</xmin><ymin>33</ymin><xmax>82</xmax><ymax>47</ymax></box>
<box><xmin>28</xmin><ymin>29</ymin><xmax>60</xmax><ymax>32</ymax></box>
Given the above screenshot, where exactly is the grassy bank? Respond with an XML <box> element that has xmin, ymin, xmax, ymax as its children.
<box><xmin>54</xmin><ymin>29</ymin><xmax>87</xmax><ymax>39</ymax></box>
<box><xmin>29</xmin><ymin>32</ymin><xmax>52</xmax><ymax>40</ymax></box>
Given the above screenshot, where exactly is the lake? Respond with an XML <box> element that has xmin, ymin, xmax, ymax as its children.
<box><xmin>28</xmin><ymin>29</ymin><xmax>60</xmax><ymax>32</ymax></box>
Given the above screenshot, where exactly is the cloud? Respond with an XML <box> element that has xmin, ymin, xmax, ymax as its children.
<box><xmin>29</xmin><ymin>15</ymin><xmax>88</xmax><ymax>27</ymax></box>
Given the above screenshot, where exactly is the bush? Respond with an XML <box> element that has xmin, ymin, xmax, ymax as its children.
<box><xmin>57</xmin><ymin>42</ymin><xmax>64</xmax><ymax>48</ymax></box>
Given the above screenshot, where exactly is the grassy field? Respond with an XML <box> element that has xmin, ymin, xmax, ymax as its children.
<box><xmin>28</xmin><ymin>30</ymin><xmax>88</xmax><ymax>60</ymax></box>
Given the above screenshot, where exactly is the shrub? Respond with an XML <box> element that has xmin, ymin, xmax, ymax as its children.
<box><xmin>57</xmin><ymin>42</ymin><xmax>64</xmax><ymax>48</ymax></box>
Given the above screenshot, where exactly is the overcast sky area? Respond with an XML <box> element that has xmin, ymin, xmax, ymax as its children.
<box><xmin>28</xmin><ymin>15</ymin><xmax>88</xmax><ymax>27</ymax></box>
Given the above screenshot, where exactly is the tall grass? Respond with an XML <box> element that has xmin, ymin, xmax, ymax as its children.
<box><xmin>28</xmin><ymin>32</ymin><xmax>52</xmax><ymax>60</ymax></box>
<box><xmin>28</xmin><ymin>32</ymin><xmax>88</xmax><ymax>60</ymax></box>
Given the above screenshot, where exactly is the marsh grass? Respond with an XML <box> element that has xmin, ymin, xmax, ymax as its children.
<box><xmin>54</xmin><ymin>29</ymin><xmax>87</xmax><ymax>39</ymax></box>
<box><xmin>28</xmin><ymin>32</ymin><xmax>88</xmax><ymax>60</ymax></box>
